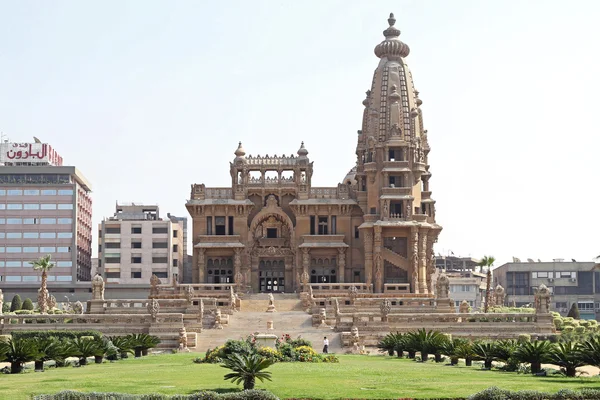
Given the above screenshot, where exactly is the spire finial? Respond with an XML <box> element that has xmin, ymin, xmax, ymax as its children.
<box><xmin>388</xmin><ymin>13</ymin><xmax>396</xmax><ymax>26</ymax></box>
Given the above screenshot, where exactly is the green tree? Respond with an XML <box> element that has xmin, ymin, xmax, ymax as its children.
<box><xmin>0</xmin><ymin>338</ymin><xmax>37</xmax><ymax>373</ymax></box>
<box><xmin>406</xmin><ymin>329</ymin><xmax>448</xmax><ymax>362</ymax></box>
<box><xmin>547</xmin><ymin>341</ymin><xmax>585</xmax><ymax>377</ymax></box>
<box><xmin>10</xmin><ymin>294</ymin><xmax>22</xmax><ymax>312</ymax></box>
<box><xmin>473</xmin><ymin>341</ymin><xmax>496</xmax><ymax>369</ymax></box>
<box><xmin>2</xmin><ymin>302</ymin><xmax>10</xmax><ymax>313</ymax></box>
<box><xmin>477</xmin><ymin>256</ymin><xmax>496</xmax><ymax>312</ymax></box>
<box><xmin>21</xmin><ymin>298</ymin><xmax>34</xmax><ymax>311</ymax></box>
<box><xmin>513</xmin><ymin>340</ymin><xmax>554</xmax><ymax>374</ymax></box>
<box><xmin>567</xmin><ymin>303</ymin><xmax>580</xmax><ymax>319</ymax></box>
<box><xmin>221</xmin><ymin>353</ymin><xmax>274</xmax><ymax>390</ymax></box>
<box><xmin>31</xmin><ymin>337</ymin><xmax>58</xmax><ymax>371</ymax></box>
<box><xmin>30</xmin><ymin>254</ymin><xmax>55</xmax><ymax>313</ymax></box>
<box><xmin>69</xmin><ymin>337</ymin><xmax>100</xmax><ymax>366</ymax></box>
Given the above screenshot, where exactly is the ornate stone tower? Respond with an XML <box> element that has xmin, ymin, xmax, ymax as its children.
<box><xmin>354</xmin><ymin>13</ymin><xmax>442</xmax><ymax>294</ymax></box>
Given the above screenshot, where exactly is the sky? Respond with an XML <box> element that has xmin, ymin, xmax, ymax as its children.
<box><xmin>1</xmin><ymin>0</ymin><xmax>599</xmax><ymax>266</ymax></box>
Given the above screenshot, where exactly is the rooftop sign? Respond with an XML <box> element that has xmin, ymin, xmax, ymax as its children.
<box><xmin>0</xmin><ymin>142</ymin><xmax>63</xmax><ymax>166</ymax></box>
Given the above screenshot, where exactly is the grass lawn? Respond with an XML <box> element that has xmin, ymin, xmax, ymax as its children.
<box><xmin>2</xmin><ymin>353</ymin><xmax>600</xmax><ymax>399</ymax></box>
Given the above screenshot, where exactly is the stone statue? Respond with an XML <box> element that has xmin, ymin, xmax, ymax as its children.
<box><xmin>380</xmin><ymin>299</ymin><xmax>392</xmax><ymax>322</ymax></box>
<box><xmin>234</xmin><ymin>271</ymin><xmax>244</xmax><ymax>289</ymax></box>
<box><xmin>348</xmin><ymin>285</ymin><xmax>359</xmax><ymax>305</ymax></box>
<box><xmin>214</xmin><ymin>309</ymin><xmax>223</xmax><ymax>329</ymax></box>
<box><xmin>179</xmin><ymin>327</ymin><xmax>189</xmax><ymax>352</ymax></box>
<box><xmin>48</xmin><ymin>295</ymin><xmax>57</xmax><ymax>310</ymax></box>
<box><xmin>92</xmin><ymin>274</ymin><xmax>105</xmax><ymax>301</ymax></box>
<box><xmin>147</xmin><ymin>299</ymin><xmax>160</xmax><ymax>322</ymax></box>
<box><xmin>73</xmin><ymin>301</ymin><xmax>84</xmax><ymax>315</ymax></box>
<box><xmin>150</xmin><ymin>274</ymin><xmax>161</xmax><ymax>297</ymax></box>
<box><xmin>459</xmin><ymin>300</ymin><xmax>470</xmax><ymax>314</ymax></box>
<box><xmin>406</xmin><ymin>204</ymin><xmax>412</xmax><ymax>219</ymax></box>
<box><xmin>535</xmin><ymin>284</ymin><xmax>551</xmax><ymax>314</ymax></box>
<box><xmin>494</xmin><ymin>284</ymin><xmax>506</xmax><ymax>307</ymax></box>
<box><xmin>333</xmin><ymin>297</ymin><xmax>340</xmax><ymax>317</ymax></box>
<box><xmin>266</xmin><ymin>293</ymin><xmax>276</xmax><ymax>313</ymax></box>
<box><xmin>435</xmin><ymin>274</ymin><xmax>450</xmax><ymax>300</ymax></box>
<box><xmin>184</xmin><ymin>285</ymin><xmax>194</xmax><ymax>304</ymax></box>
<box><xmin>383</xmin><ymin>200</ymin><xmax>389</xmax><ymax>218</ymax></box>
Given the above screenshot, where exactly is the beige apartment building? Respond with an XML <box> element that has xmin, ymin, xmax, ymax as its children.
<box><xmin>186</xmin><ymin>14</ymin><xmax>442</xmax><ymax>293</ymax></box>
<box><xmin>0</xmin><ymin>141</ymin><xmax>93</xmax><ymax>300</ymax></box>
<box><xmin>97</xmin><ymin>204</ymin><xmax>184</xmax><ymax>284</ymax></box>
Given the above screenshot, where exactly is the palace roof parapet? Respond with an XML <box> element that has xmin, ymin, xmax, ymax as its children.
<box><xmin>244</xmin><ymin>154</ymin><xmax>299</xmax><ymax>166</ymax></box>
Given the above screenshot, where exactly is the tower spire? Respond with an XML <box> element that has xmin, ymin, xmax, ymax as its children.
<box><xmin>375</xmin><ymin>12</ymin><xmax>410</xmax><ymax>59</ymax></box>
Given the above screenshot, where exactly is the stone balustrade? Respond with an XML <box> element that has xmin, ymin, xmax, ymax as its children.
<box><xmin>309</xmin><ymin>283</ymin><xmax>372</xmax><ymax>294</ymax></box>
<box><xmin>383</xmin><ymin>283</ymin><xmax>411</xmax><ymax>293</ymax></box>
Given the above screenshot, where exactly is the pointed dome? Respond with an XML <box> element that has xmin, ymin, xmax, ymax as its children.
<box><xmin>297</xmin><ymin>141</ymin><xmax>309</xmax><ymax>158</ymax></box>
<box><xmin>374</xmin><ymin>13</ymin><xmax>410</xmax><ymax>59</ymax></box>
<box><xmin>234</xmin><ymin>141</ymin><xmax>246</xmax><ymax>162</ymax></box>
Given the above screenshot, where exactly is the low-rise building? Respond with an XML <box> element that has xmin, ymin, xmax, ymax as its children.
<box><xmin>97</xmin><ymin>204</ymin><xmax>184</xmax><ymax>284</ymax></box>
<box><xmin>435</xmin><ymin>256</ymin><xmax>486</xmax><ymax>311</ymax></box>
<box><xmin>494</xmin><ymin>260</ymin><xmax>599</xmax><ymax>319</ymax></box>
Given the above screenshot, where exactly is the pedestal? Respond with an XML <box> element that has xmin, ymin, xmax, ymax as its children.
<box><xmin>267</xmin><ymin>321</ymin><xmax>274</xmax><ymax>330</ymax></box>
<box><xmin>254</xmin><ymin>334</ymin><xmax>278</xmax><ymax>349</ymax></box>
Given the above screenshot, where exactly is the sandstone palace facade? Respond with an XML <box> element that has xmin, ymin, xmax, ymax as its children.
<box><xmin>186</xmin><ymin>14</ymin><xmax>442</xmax><ymax>294</ymax></box>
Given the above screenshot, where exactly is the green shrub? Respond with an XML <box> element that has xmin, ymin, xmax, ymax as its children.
<box><xmin>287</xmin><ymin>338</ymin><xmax>312</xmax><ymax>348</ymax></box>
<box><xmin>468</xmin><ymin>386</ymin><xmax>600</xmax><ymax>400</ymax></box>
<box><xmin>575</xmin><ymin>326</ymin><xmax>586</xmax><ymax>334</ymax></box>
<box><xmin>14</xmin><ymin>309</ymin><xmax>34</xmax><ymax>315</ymax></box>
<box><xmin>222</xmin><ymin>339</ymin><xmax>254</xmax><ymax>357</ymax></box>
<box><xmin>33</xmin><ymin>390</ymin><xmax>280</xmax><ymax>400</ymax></box>
<box><xmin>517</xmin><ymin>334</ymin><xmax>530</xmax><ymax>343</ymax></box>
<box><xmin>22</xmin><ymin>298</ymin><xmax>34</xmax><ymax>310</ymax></box>
<box><xmin>80</xmin><ymin>336</ymin><xmax>95</xmax><ymax>341</ymax></box>
<box><xmin>563</xmin><ymin>326</ymin><xmax>575</xmax><ymax>333</ymax></box>
<box><xmin>12</xmin><ymin>330</ymin><xmax>103</xmax><ymax>341</ymax></box>
<box><xmin>10</xmin><ymin>294</ymin><xmax>22</xmax><ymax>312</ymax></box>
<box><xmin>2</xmin><ymin>302</ymin><xmax>10</xmax><ymax>313</ymax></box>
<box><xmin>567</xmin><ymin>303</ymin><xmax>580</xmax><ymax>319</ymax></box>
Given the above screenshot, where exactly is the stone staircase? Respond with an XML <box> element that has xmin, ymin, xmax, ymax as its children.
<box><xmin>196</xmin><ymin>294</ymin><xmax>341</xmax><ymax>353</ymax></box>
<box><xmin>381</xmin><ymin>247</ymin><xmax>409</xmax><ymax>270</ymax></box>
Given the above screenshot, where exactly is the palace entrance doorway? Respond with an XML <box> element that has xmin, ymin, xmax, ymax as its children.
<box><xmin>259</xmin><ymin>259</ymin><xmax>285</xmax><ymax>293</ymax></box>
<box><xmin>310</xmin><ymin>266</ymin><xmax>337</xmax><ymax>284</ymax></box>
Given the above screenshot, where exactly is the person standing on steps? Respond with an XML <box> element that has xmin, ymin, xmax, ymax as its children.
<box><xmin>323</xmin><ymin>336</ymin><xmax>329</xmax><ymax>354</ymax></box>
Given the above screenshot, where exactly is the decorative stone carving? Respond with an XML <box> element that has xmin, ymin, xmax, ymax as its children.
<box><xmin>184</xmin><ymin>285</ymin><xmax>194</xmax><ymax>304</ymax></box>
<box><xmin>301</xmin><ymin>270</ymin><xmax>310</xmax><ymax>292</ymax></box>
<box><xmin>459</xmin><ymin>300</ymin><xmax>470</xmax><ymax>314</ymax></box>
<box><xmin>150</xmin><ymin>275</ymin><xmax>161</xmax><ymax>297</ymax></box>
<box><xmin>235</xmin><ymin>270</ymin><xmax>244</xmax><ymax>289</ymax></box>
<box><xmin>214</xmin><ymin>309</ymin><xmax>223</xmax><ymax>329</ymax></box>
<box><xmin>380</xmin><ymin>299</ymin><xmax>391</xmax><ymax>322</ymax></box>
<box><xmin>535</xmin><ymin>284</ymin><xmax>551</xmax><ymax>314</ymax></box>
<box><xmin>494</xmin><ymin>284</ymin><xmax>506</xmax><ymax>307</ymax></box>
<box><xmin>73</xmin><ymin>301</ymin><xmax>84</xmax><ymax>315</ymax></box>
<box><xmin>92</xmin><ymin>274</ymin><xmax>105</xmax><ymax>301</ymax></box>
<box><xmin>319</xmin><ymin>308</ymin><xmax>327</xmax><ymax>326</ymax></box>
<box><xmin>198</xmin><ymin>299</ymin><xmax>204</xmax><ymax>324</ymax></box>
<box><xmin>147</xmin><ymin>299</ymin><xmax>160</xmax><ymax>322</ymax></box>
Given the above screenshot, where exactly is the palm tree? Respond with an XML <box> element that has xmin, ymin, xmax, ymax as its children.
<box><xmin>441</xmin><ymin>338</ymin><xmax>468</xmax><ymax>366</ymax></box>
<box><xmin>0</xmin><ymin>338</ymin><xmax>37</xmax><ymax>373</ymax></box>
<box><xmin>407</xmin><ymin>329</ymin><xmax>448</xmax><ymax>362</ymax></box>
<box><xmin>478</xmin><ymin>255</ymin><xmax>496</xmax><ymax>312</ymax></box>
<box><xmin>513</xmin><ymin>340</ymin><xmax>554</xmax><ymax>374</ymax></box>
<box><xmin>473</xmin><ymin>341</ymin><xmax>496</xmax><ymax>369</ymax></box>
<box><xmin>377</xmin><ymin>333</ymin><xmax>398</xmax><ymax>356</ymax></box>
<box><xmin>579</xmin><ymin>336</ymin><xmax>600</xmax><ymax>368</ymax></box>
<box><xmin>126</xmin><ymin>333</ymin><xmax>160</xmax><ymax>357</ymax></box>
<box><xmin>221</xmin><ymin>353</ymin><xmax>274</xmax><ymax>390</ymax></box>
<box><xmin>46</xmin><ymin>338</ymin><xmax>74</xmax><ymax>367</ymax></box>
<box><xmin>454</xmin><ymin>341</ymin><xmax>476</xmax><ymax>366</ymax></box>
<box><xmin>493</xmin><ymin>339</ymin><xmax>517</xmax><ymax>364</ymax></box>
<box><xmin>69</xmin><ymin>337</ymin><xmax>100</xmax><ymax>366</ymax></box>
<box><xmin>547</xmin><ymin>341</ymin><xmax>584</xmax><ymax>377</ymax></box>
<box><xmin>30</xmin><ymin>254</ymin><xmax>55</xmax><ymax>314</ymax></box>
<box><xmin>109</xmin><ymin>336</ymin><xmax>134</xmax><ymax>359</ymax></box>
<box><xmin>31</xmin><ymin>337</ymin><xmax>58</xmax><ymax>371</ymax></box>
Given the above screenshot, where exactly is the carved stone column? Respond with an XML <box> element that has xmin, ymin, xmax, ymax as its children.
<box><xmin>426</xmin><ymin>232</ymin><xmax>437</xmax><ymax>294</ymax></box>
<box><xmin>197</xmin><ymin>248</ymin><xmax>206</xmax><ymax>283</ymax></box>
<box><xmin>363</xmin><ymin>229</ymin><xmax>373</xmax><ymax>291</ymax></box>
<box><xmin>302</xmin><ymin>248</ymin><xmax>310</xmax><ymax>276</ymax></box>
<box><xmin>418</xmin><ymin>228</ymin><xmax>428</xmax><ymax>294</ymax></box>
<box><xmin>337</xmin><ymin>247</ymin><xmax>346</xmax><ymax>283</ymax></box>
<box><xmin>373</xmin><ymin>225</ymin><xmax>383</xmax><ymax>293</ymax></box>
<box><xmin>233</xmin><ymin>248</ymin><xmax>242</xmax><ymax>285</ymax></box>
<box><xmin>410</xmin><ymin>227</ymin><xmax>419</xmax><ymax>294</ymax></box>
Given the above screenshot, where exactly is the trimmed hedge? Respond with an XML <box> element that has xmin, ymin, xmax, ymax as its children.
<box><xmin>33</xmin><ymin>390</ymin><xmax>279</xmax><ymax>400</ymax></box>
<box><xmin>468</xmin><ymin>386</ymin><xmax>600</xmax><ymax>400</ymax></box>
<box><xmin>12</xmin><ymin>330</ymin><xmax>103</xmax><ymax>340</ymax></box>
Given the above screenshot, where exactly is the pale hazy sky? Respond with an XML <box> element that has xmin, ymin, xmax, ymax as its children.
<box><xmin>1</xmin><ymin>0</ymin><xmax>599</xmax><ymax>266</ymax></box>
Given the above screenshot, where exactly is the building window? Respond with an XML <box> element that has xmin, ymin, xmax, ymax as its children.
<box><xmin>105</xmin><ymin>242</ymin><xmax>120</xmax><ymax>249</ymax></box>
<box><xmin>58</xmin><ymin>204</ymin><xmax>73</xmax><ymax>210</ymax></box>
<box><xmin>153</xmin><ymin>271</ymin><xmax>168</xmax><ymax>279</ymax></box>
<box><xmin>57</xmin><ymin>261</ymin><xmax>72</xmax><ymax>267</ymax></box>
<box><xmin>318</xmin><ymin>216</ymin><xmax>328</xmax><ymax>235</ymax></box>
<box><xmin>355</xmin><ymin>226</ymin><xmax>359</xmax><ymax>239</ymax></box>
<box><xmin>7</xmin><ymin>190</ymin><xmax>22</xmax><ymax>196</ymax></box>
<box><xmin>6</xmin><ymin>247</ymin><xmax>22</xmax><ymax>253</ymax></box>
<box><xmin>7</xmin><ymin>232</ymin><xmax>22</xmax><ymax>239</ymax></box>
<box><xmin>215</xmin><ymin>216</ymin><xmax>226</xmax><ymax>235</ymax></box>
<box><xmin>57</xmin><ymin>247</ymin><xmax>70</xmax><ymax>253</ymax></box>
<box><xmin>106</xmin><ymin>272</ymin><xmax>120</xmax><ymax>279</ymax></box>
<box><xmin>23</xmin><ymin>232</ymin><xmax>39</xmax><ymax>239</ymax></box>
<box><xmin>173</xmin><ymin>259</ymin><xmax>178</xmax><ymax>267</ymax></box>
<box><xmin>132</xmin><ymin>241</ymin><xmax>142</xmax><ymax>249</ymax></box>
<box><xmin>23</xmin><ymin>247</ymin><xmax>38</xmax><ymax>253</ymax></box>
<box><xmin>173</xmin><ymin>230</ymin><xmax>178</xmax><ymax>238</ymax></box>
<box><xmin>205</xmin><ymin>216</ymin><xmax>212</xmax><ymax>235</ymax></box>
<box><xmin>106</xmin><ymin>227</ymin><xmax>121</xmax><ymax>234</ymax></box>
<box><xmin>310</xmin><ymin>216</ymin><xmax>315</xmax><ymax>235</ymax></box>
<box><xmin>24</xmin><ymin>204</ymin><xmax>40</xmax><ymax>210</ymax></box>
<box><xmin>58</xmin><ymin>189</ymin><xmax>73</xmax><ymax>196</ymax></box>
<box><xmin>172</xmin><ymin>244</ymin><xmax>178</xmax><ymax>252</ymax></box>
<box><xmin>41</xmin><ymin>189</ymin><xmax>56</xmax><ymax>195</ymax></box>
<box><xmin>41</xmin><ymin>232</ymin><xmax>56</xmax><ymax>238</ymax></box>
<box><xmin>7</xmin><ymin>218</ymin><xmax>22</xmax><ymax>224</ymax></box>
<box><xmin>131</xmin><ymin>271</ymin><xmax>142</xmax><ymax>279</ymax></box>
<box><xmin>152</xmin><ymin>227</ymin><xmax>168</xmax><ymax>234</ymax></box>
<box><xmin>7</xmin><ymin>204</ymin><xmax>23</xmax><ymax>210</ymax></box>
<box><xmin>152</xmin><ymin>257</ymin><xmax>168</xmax><ymax>264</ymax></box>
<box><xmin>131</xmin><ymin>226</ymin><xmax>142</xmax><ymax>234</ymax></box>
<box><xmin>105</xmin><ymin>257</ymin><xmax>121</xmax><ymax>264</ymax></box>
<box><xmin>40</xmin><ymin>246</ymin><xmax>55</xmax><ymax>253</ymax></box>
<box><xmin>24</xmin><ymin>189</ymin><xmax>39</xmax><ymax>195</ymax></box>
<box><xmin>41</xmin><ymin>204</ymin><xmax>57</xmax><ymax>210</ymax></box>
<box><xmin>228</xmin><ymin>216</ymin><xmax>234</xmax><ymax>235</ymax></box>
<box><xmin>131</xmin><ymin>256</ymin><xmax>142</xmax><ymax>264</ymax></box>
<box><xmin>57</xmin><ymin>232</ymin><xmax>72</xmax><ymax>238</ymax></box>
<box><xmin>41</xmin><ymin>218</ymin><xmax>56</xmax><ymax>224</ymax></box>
<box><xmin>266</xmin><ymin>228</ymin><xmax>277</xmax><ymax>238</ymax></box>
<box><xmin>152</xmin><ymin>241</ymin><xmax>168</xmax><ymax>249</ymax></box>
